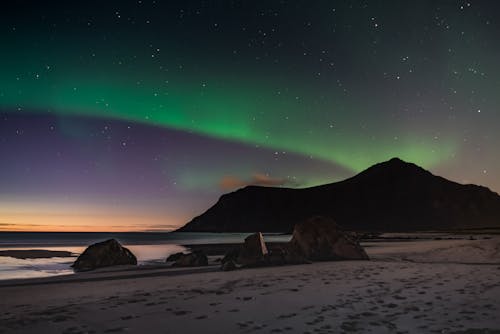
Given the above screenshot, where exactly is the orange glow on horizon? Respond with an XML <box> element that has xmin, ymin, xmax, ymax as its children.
<box><xmin>0</xmin><ymin>199</ymin><xmax>186</xmax><ymax>232</ymax></box>
<box><xmin>0</xmin><ymin>214</ymin><xmax>182</xmax><ymax>232</ymax></box>
<box><xmin>0</xmin><ymin>213</ymin><xmax>183</xmax><ymax>232</ymax></box>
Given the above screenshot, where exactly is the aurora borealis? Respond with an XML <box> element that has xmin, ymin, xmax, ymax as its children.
<box><xmin>1</xmin><ymin>1</ymin><xmax>499</xmax><ymax>231</ymax></box>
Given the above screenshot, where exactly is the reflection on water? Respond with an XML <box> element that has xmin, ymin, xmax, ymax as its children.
<box><xmin>0</xmin><ymin>255</ymin><xmax>74</xmax><ymax>280</ymax></box>
<box><xmin>127</xmin><ymin>244</ymin><xmax>188</xmax><ymax>263</ymax></box>
<box><xmin>0</xmin><ymin>232</ymin><xmax>292</xmax><ymax>280</ymax></box>
<box><xmin>0</xmin><ymin>244</ymin><xmax>188</xmax><ymax>280</ymax></box>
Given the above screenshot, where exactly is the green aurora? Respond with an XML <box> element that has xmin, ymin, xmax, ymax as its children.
<box><xmin>2</xmin><ymin>0</ymin><xmax>500</xmax><ymax>234</ymax></box>
<box><xmin>0</xmin><ymin>64</ymin><xmax>457</xmax><ymax>173</ymax></box>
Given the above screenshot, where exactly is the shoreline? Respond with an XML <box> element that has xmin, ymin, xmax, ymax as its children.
<box><xmin>0</xmin><ymin>234</ymin><xmax>490</xmax><ymax>258</ymax></box>
<box><xmin>1</xmin><ymin>236</ymin><xmax>499</xmax><ymax>285</ymax></box>
<box><xmin>0</xmin><ymin>232</ymin><xmax>488</xmax><ymax>251</ymax></box>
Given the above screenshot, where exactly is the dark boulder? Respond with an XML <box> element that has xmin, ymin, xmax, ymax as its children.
<box><xmin>221</xmin><ymin>260</ymin><xmax>238</xmax><ymax>271</ymax></box>
<box><xmin>221</xmin><ymin>232</ymin><xmax>269</xmax><ymax>268</ymax></box>
<box><xmin>265</xmin><ymin>248</ymin><xmax>288</xmax><ymax>266</ymax></box>
<box><xmin>166</xmin><ymin>252</ymin><xmax>184</xmax><ymax>262</ymax></box>
<box><xmin>221</xmin><ymin>247</ymin><xmax>240</xmax><ymax>265</ymax></box>
<box><xmin>278</xmin><ymin>245</ymin><xmax>309</xmax><ymax>265</ymax></box>
<box><xmin>288</xmin><ymin>216</ymin><xmax>369</xmax><ymax>261</ymax></box>
<box><xmin>171</xmin><ymin>250</ymin><xmax>208</xmax><ymax>267</ymax></box>
<box><xmin>72</xmin><ymin>239</ymin><xmax>137</xmax><ymax>272</ymax></box>
<box><xmin>238</xmin><ymin>232</ymin><xmax>268</xmax><ymax>266</ymax></box>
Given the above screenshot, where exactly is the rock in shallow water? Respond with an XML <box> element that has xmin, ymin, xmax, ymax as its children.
<box><xmin>72</xmin><ymin>239</ymin><xmax>137</xmax><ymax>272</ymax></box>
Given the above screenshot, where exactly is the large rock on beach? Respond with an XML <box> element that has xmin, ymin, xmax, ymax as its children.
<box><xmin>238</xmin><ymin>232</ymin><xmax>268</xmax><ymax>266</ymax></box>
<box><xmin>220</xmin><ymin>219</ymin><xmax>368</xmax><ymax>270</ymax></box>
<box><xmin>72</xmin><ymin>239</ymin><xmax>137</xmax><ymax>272</ymax></box>
<box><xmin>288</xmin><ymin>216</ymin><xmax>369</xmax><ymax>261</ymax></box>
<box><xmin>222</xmin><ymin>232</ymin><xmax>269</xmax><ymax>268</ymax></box>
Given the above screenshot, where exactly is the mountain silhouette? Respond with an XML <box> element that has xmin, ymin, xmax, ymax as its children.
<box><xmin>178</xmin><ymin>158</ymin><xmax>500</xmax><ymax>232</ymax></box>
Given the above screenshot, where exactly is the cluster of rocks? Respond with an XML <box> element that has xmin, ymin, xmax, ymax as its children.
<box><xmin>71</xmin><ymin>239</ymin><xmax>210</xmax><ymax>271</ymax></box>
<box><xmin>71</xmin><ymin>216</ymin><xmax>368</xmax><ymax>272</ymax></box>
<box><xmin>220</xmin><ymin>216</ymin><xmax>369</xmax><ymax>271</ymax></box>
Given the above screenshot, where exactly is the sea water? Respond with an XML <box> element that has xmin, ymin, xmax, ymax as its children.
<box><xmin>0</xmin><ymin>232</ymin><xmax>292</xmax><ymax>280</ymax></box>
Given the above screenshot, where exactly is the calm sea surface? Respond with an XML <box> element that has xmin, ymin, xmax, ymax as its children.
<box><xmin>0</xmin><ymin>232</ymin><xmax>291</xmax><ymax>280</ymax></box>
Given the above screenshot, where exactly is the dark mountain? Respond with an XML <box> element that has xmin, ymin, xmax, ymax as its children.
<box><xmin>178</xmin><ymin>158</ymin><xmax>500</xmax><ymax>232</ymax></box>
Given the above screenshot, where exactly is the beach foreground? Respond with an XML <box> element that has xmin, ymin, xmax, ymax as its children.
<box><xmin>1</xmin><ymin>238</ymin><xmax>500</xmax><ymax>334</ymax></box>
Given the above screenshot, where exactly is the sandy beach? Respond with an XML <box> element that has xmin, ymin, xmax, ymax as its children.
<box><xmin>1</xmin><ymin>237</ymin><xmax>500</xmax><ymax>334</ymax></box>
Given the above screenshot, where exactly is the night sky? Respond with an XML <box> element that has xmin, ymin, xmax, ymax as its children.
<box><xmin>1</xmin><ymin>1</ymin><xmax>499</xmax><ymax>231</ymax></box>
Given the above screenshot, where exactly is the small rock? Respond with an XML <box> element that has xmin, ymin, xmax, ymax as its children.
<box><xmin>221</xmin><ymin>260</ymin><xmax>238</xmax><ymax>271</ymax></box>
<box><xmin>166</xmin><ymin>252</ymin><xmax>184</xmax><ymax>262</ymax></box>
<box><xmin>171</xmin><ymin>250</ymin><xmax>208</xmax><ymax>267</ymax></box>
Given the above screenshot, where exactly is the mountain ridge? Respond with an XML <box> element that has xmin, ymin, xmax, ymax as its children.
<box><xmin>178</xmin><ymin>158</ymin><xmax>500</xmax><ymax>232</ymax></box>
